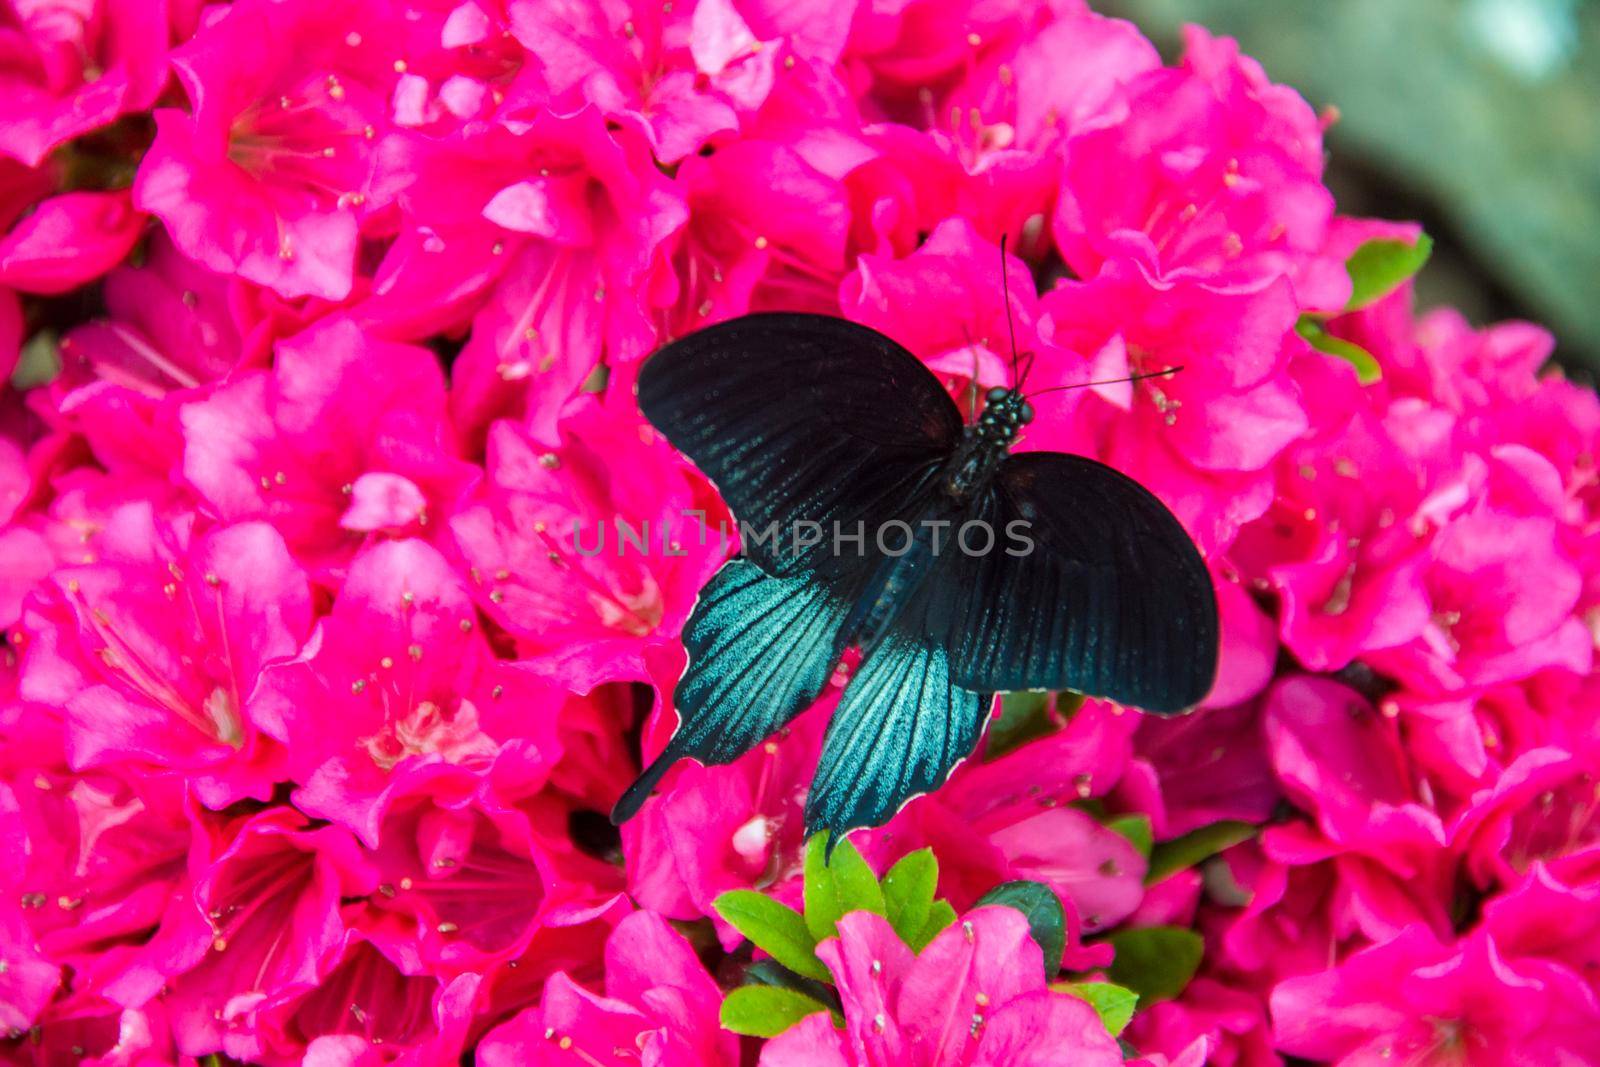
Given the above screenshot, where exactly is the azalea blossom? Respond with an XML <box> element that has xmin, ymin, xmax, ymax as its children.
<box><xmin>0</xmin><ymin>0</ymin><xmax>1596</xmax><ymax>1062</ymax></box>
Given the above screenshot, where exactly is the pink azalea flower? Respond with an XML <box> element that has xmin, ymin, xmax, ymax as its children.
<box><xmin>1132</xmin><ymin>697</ymin><xmax>1279</xmax><ymax>839</ymax></box>
<box><xmin>478</xmin><ymin>908</ymin><xmax>738</xmax><ymax>1067</ymax></box>
<box><xmin>0</xmin><ymin>767</ymin><xmax>191</xmax><ymax>995</ymax></box>
<box><xmin>321</xmin><ymin>759</ymin><xmax>618</xmax><ymax>991</ymax></box>
<box><xmin>19</xmin><ymin>509</ymin><xmax>311</xmax><ymax>806</ymax></box>
<box><xmin>504</xmin><ymin>0</ymin><xmax>744</xmax><ymax>163</ymax></box>
<box><xmin>1234</xmin><ymin>399</ymin><xmax>1443</xmax><ymax>673</ymax></box>
<box><xmin>0</xmin><ymin>993</ymin><xmax>180</xmax><ymax>1066</ymax></box>
<box><xmin>39</xmin><ymin>232</ymin><xmax>248</xmax><ymax>482</ymax></box>
<box><xmin>1271</xmin><ymin>926</ymin><xmax>1600</xmax><ymax>1065</ymax></box>
<box><xmin>1262</xmin><ymin>676</ymin><xmax>1455</xmax><ymax>941</ymax></box>
<box><xmin>179</xmin><ymin>317</ymin><xmax>478</xmax><ymax>569</ymax></box>
<box><xmin>1053</xmin><ymin>26</ymin><xmax>1336</xmax><ymax>304</ymax></box>
<box><xmin>844</xmin><ymin>0</ymin><xmax>1058</xmax><ymax>94</ymax></box>
<box><xmin>761</xmin><ymin>907</ymin><xmax>1122</xmax><ymax>1066</ymax></box>
<box><xmin>940</xmin><ymin>6</ymin><xmax>1158</xmax><ymax>153</ymax></box>
<box><xmin>1125</xmin><ymin>977</ymin><xmax>1278</xmax><ymax>1067</ymax></box>
<box><xmin>409</xmin><ymin>109</ymin><xmax>685</xmax><ymax>446</ymax></box>
<box><xmin>841</xmin><ymin>216</ymin><xmax>1046</xmax><ymax>395</ymax></box>
<box><xmin>0</xmin><ymin>896</ymin><xmax>60</xmax><ymax>1034</ymax></box>
<box><xmin>0</xmin><ymin>0</ymin><xmax>171</xmax><ymax>166</ymax></box>
<box><xmin>58</xmin><ymin>231</ymin><xmax>247</xmax><ymax>398</ymax></box>
<box><xmin>0</xmin><ymin>281</ymin><xmax>19</xmax><ymax>384</ymax></box>
<box><xmin>450</xmin><ymin>398</ymin><xmax>725</xmax><ymax>686</ymax></box>
<box><xmin>666</xmin><ymin>137</ymin><xmax>850</xmax><ymax>335</ymax></box>
<box><xmin>1368</xmin><ymin>507</ymin><xmax>1592</xmax><ymax>694</ymax></box>
<box><xmin>622</xmin><ymin>698</ymin><xmax>833</xmax><ymax>940</ymax></box>
<box><xmin>134</xmin><ymin>0</ymin><xmax>405</xmax><ymax>299</ymax></box>
<box><xmin>1452</xmin><ymin>746</ymin><xmax>1600</xmax><ymax>888</ymax></box>
<box><xmin>251</xmin><ymin>538</ymin><xmax>565</xmax><ymax>839</ymax></box>
<box><xmin>0</xmin><ymin>466</ymin><xmax>193</xmax><ymax>635</ymax></box>
<box><xmin>1481</xmin><ymin>862</ymin><xmax>1600</xmax><ymax>994</ymax></box>
<box><xmin>115</xmin><ymin>808</ymin><xmax>378</xmax><ymax>1058</ymax></box>
<box><xmin>0</xmin><ymin>190</ymin><xmax>146</xmax><ymax>295</ymax></box>
<box><xmin>1213</xmin><ymin>840</ymin><xmax>1346</xmax><ymax>988</ymax></box>
<box><xmin>247</xmin><ymin>935</ymin><xmax>480</xmax><ymax>1067</ymax></box>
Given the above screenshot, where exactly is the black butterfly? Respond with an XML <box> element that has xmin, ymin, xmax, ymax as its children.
<box><xmin>611</xmin><ymin>310</ymin><xmax>1218</xmax><ymax>845</ymax></box>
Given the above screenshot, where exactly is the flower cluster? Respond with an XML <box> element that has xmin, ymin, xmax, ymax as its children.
<box><xmin>0</xmin><ymin>0</ymin><xmax>1597</xmax><ymax>1064</ymax></box>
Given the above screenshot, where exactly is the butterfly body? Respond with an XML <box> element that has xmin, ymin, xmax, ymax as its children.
<box><xmin>842</xmin><ymin>507</ymin><xmax>944</xmax><ymax>657</ymax></box>
<box><xmin>612</xmin><ymin>312</ymin><xmax>1219</xmax><ymax>844</ymax></box>
<box><xmin>941</xmin><ymin>387</ymin><xmax>1031</xmax><ymax>500</ymax></box>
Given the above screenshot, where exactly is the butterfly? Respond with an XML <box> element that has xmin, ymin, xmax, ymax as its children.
<box><xmin>611</xmin><ymin>302</ymin><xmax>1219</xmax><ymax>847</ymax></box>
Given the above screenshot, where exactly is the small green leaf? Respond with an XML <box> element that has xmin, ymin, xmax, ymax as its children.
<box><xmin>1055</xmin><ymin>981</ymin><xmax>1139</xmax><ymax>1037</ymax></box>
<box><xmin>909</xmin><ymin>899</ymin><xmax>958</xmax><ymax>953</ymax></box>
<box><xmin>720</xmin><ymin>986</ymin><xmax>829</xmax><ymax>1037</ymax></box>
<box><xmin>1146</xmin><ymin>820</ymin><xmax>1257</xmax><ymax>885</ymax></box>
<box><xmin>11</xmin><ymin>330</ymin><xmax>60</xmax><ymax>390</ymax></box>
<box><xmin>745</xmin><ymin>959</ymin><xmax>843</xmax><ymax>1023</ymax></box>
<box><xmin>803</xmin><ymin>833</ymin><xmax>885</xmax><ymax>943</ymax></box>
<box><xmin>1296</xmin><ymin>317</ymin><xmax>1382</xmax><ymax>384</ymax></box>
<box><xmin>713</xmin><ymin>890</ymin><xmax>829</xmax><ymax>982</ymax></box>
<box><xmin>975</xmin><ymin>880</ymin><xmax>1066</xmax><ymax>978</ymax></box>
<box><xmin>1106</xmin><ymin>814</ymin><xmax>1153</xmax><ymax>859</ymax></box>
<box><xmin>1106</xmin><ymin>926</ymin><xmax>1203</xmax><ymax>1004</ymax></box>
<box><xmin>882</xmin><ymin>848</ymin><xmax>938</xmax><ymax>947</ymax></box>
<box><xmin>1345</xmin><ymin>233</ymin><xmax>1433</xmax><ymax>311</ymax></box>
<box><xmin>986</xmin><ymin>690</ymin><xmax>1053</xmax><ymax>758</ymax></box>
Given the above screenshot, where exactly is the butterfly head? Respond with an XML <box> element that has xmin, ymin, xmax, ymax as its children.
<box><xmin>980</xmin><ymin>386</ymin><xmax>1033</xmax><ymax>442</ymax></box>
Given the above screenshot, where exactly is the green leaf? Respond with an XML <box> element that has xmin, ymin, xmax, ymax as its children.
<box><xmin>10</xmin><ymin>330</ymin><xmax>60</xmax><ymax>390</ymax></box>
<box><xmin>881</xmin><ymin>848</ymin><xmax>938</xmax><ymax>947</ymax></box>
<box><xmin>986</xmin><ymin>690</ymin><xmax>1053</xmax><ymax>758</ymax></box>
<box><xmin>802</xmin><ymin>833</ymin><xmax>885</xmax><ymax>943</ymax></box>
<box><xmin>975</xmin><ymin>880</ymin><xmax>1066</xmax><ymax>978</ymax></box>
<box><xmin>713</xmin><ymin>890</ymin><xmax>829</xmax><ymax>983</ymax></box>
<box><xmin>1146</xmin><ymin>820</ymin><xmax>1257</xmax><ymax>885</ymax></box>
<box><xmin>1055</xmin><ymin>981</ymin><xmax>1139</xmax><ymax>1037</ymax></box>
<box><xmin>720</xmin><ymin>986</ymin><xmax>830</xmax><ymax>1037</ymax></box>
<box><xmin>1296</xmin><ymin>317</ymin><xmax>1382</xmax><ymax>384</ymax></box>
<box><xmin>1106</xmin><ymin>814</ymin><xmax>1153</xmax><ymax>859</ymax></box>
<box><xmin>1345</xmin><ymin>233</ymin><xmax>1433</xmax><ymax>311</ymax></box>
<box><xmin>1106</xmin><ymin>926</ymin><xmax>1204</xmax><ymax>1004</ymax></box>
<box><xmin>909</xmin><ymin>899</ymin><xmax>958</xmax><ymax>953</ymax></box>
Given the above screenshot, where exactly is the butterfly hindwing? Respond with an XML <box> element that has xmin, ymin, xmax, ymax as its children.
<box><xmin>930</xmin><ymin>451</ymin><xmax>1218</xmax><ymax>712</ymax></box>
<box><xmin>637</xmin><ymin>313</ymin><xmax>964</xmax><ymax>578</ymax></box>
<box><xmin>611</xmin><ymin>558</ymin><xmax>851</xmax><ymax>822</ymax></box>
<box><xmin>805</xmin><ymin>600</ymin><xmax>989</xmax><ymax>844</ymax></box>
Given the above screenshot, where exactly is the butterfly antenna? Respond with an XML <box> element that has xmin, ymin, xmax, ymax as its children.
<box><xmin>1025</xmin><ymin>365</ymin><xmax>1186</xmax><ymax>400</ymax></box>
<box><xmin>999</xmin><ymin>234</ymin><xmax>1022</xmax><ymax>388</ymax></box>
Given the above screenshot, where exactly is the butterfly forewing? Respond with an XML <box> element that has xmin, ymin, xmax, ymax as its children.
<box><xmin>925</xmin><ymin>451</ymin><xmax>1219</xmax><ymax>712</ymax></box>
<box><xmin>637</xmin><ymin>313</ymin><xmax>965</xmax><ymax>579</ymax></box>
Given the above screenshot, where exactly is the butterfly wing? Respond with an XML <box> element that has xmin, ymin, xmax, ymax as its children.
<box><xmin>611</xmin><ymin>558</ymin><xmax>852</xmax><ymax>823</ymax></box>
<box><xmin>637</xmin><ymin>312</ymin><xmax>965</xmax><ymax>578</ymax></box>
<box><xmin>805</xmin><ymin>588</ymin><xmax>988</xmax><ymax>844</ymax></box>
<box><xmin>936</xmin><ymin>451</ymin><xmax>1218</xmax><ymax>712</ymax></box>
<box><xmin>804</xmin><ymin>451</ymin><xmax>1216</xmax><ymax>842</ymax></box>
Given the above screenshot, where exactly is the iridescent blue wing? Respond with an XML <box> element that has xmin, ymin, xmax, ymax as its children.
<box><xmin>611</xmin><ymin>558</ymin><xmax>852</xmax><ymax>823</ymax></box>
<box><xmin>936</xmin><ymin>452</ymin><xmax>1218</xmax><ymax>713</ymax></box>
<box><xmin>636</xmin><ymin>313</ymin><xmax>964</xmax><ymax>578</ymax></box>
<box><xmin>804</xmin><ymin>600</ymin><xmax>988</xmax><ymax>844</ymax></box>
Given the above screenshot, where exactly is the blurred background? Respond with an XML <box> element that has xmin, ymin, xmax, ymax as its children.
<box><xmin>1105</xmin><ymin>0</ymin><xmax>1600</xmax><ymax>377</ymax></box>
